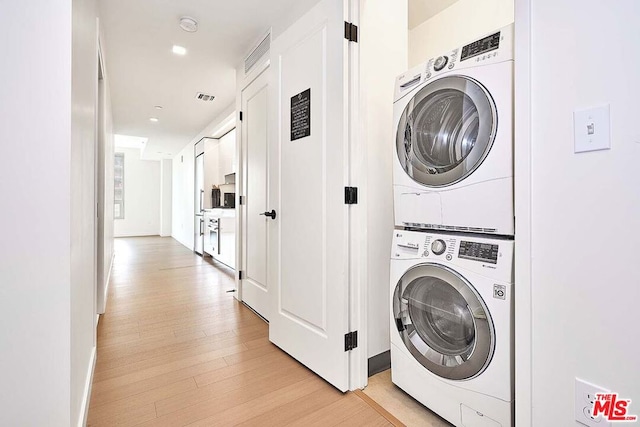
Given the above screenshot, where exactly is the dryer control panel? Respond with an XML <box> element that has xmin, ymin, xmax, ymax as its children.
<box><xmin>393</xmin><ymin>23</ymin><xmax>514</xmax><ymax>103</ymax></box>
<box><xmin>391</xmin><ymin>229</ymin><xmax>514</xmax><ymax>282</ymax></box>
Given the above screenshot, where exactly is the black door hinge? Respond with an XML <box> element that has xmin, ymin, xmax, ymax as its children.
<box><xmin>344</xmin><ymin>22</ymin><xmax>358</xmax><ymax>43</ymax></box>
<box><xmin>238</xmin><ymin>270</ymin><xmax>244</xmax><ymax>280</ymax></box>
<box><xmin>345</xmin><ymin>187</ymin><xmax>358</xmax><ymax>204</ymax></box>
<box><xmin>239</xmin><ymin>195</ymin><xmax>245</xmax><ymax>205</ymax></box>
<box><xmin>239</xmin><ymin>111</ymin><xmax>243</xmax><ymax>121</ymax></box>
<box><xmin>344</xmin><ymin>331</ymin><xmax>358</xmax><ymax>351</ymax></box>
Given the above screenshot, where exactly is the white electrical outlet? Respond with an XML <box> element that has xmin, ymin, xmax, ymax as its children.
<box><xmin>575</xmin><ymin>378</ymin><xmax>611</xmax><ymax>426</ymax></box>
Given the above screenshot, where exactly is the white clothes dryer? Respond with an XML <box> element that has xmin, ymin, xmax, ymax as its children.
<box><xmin>390</xmin><ymin>229</ymin><xmax>514</xmax><ymax>426</ymax></box>
<box><xmin>393</xmin><ymin>25</ymin><xmax>514</xmax><ymax>236</ymax></box>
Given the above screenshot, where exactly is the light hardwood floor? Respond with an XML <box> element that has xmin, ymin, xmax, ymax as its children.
<box><xmin>88</xmin><ymin>237</ymin><xmax>398</xmax><ymax>426</ymax></box>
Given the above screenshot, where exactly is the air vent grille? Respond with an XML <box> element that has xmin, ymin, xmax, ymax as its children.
<box><xmin>244</xmin><ymin>33</ymin><xmax>271</xmax><ymax>74</ymax></box>
<box><xmin>195</xmin><ymin>92</ymin><xmax>215</xmax><ymax>102</ymax></box>
<box><xmin>403</xmin><ymin>222</ymin><xmax>498</xmax><ymax>234</ymax></box>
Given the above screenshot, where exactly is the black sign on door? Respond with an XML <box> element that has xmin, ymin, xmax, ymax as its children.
<box><xmin>291</xmin><ymin>88</ymin><xmax>311</xmax><ymax>141</ymax></box>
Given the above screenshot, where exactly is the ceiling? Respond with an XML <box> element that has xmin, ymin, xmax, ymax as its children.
<box><xmin>408</xmin><ymin>0</ymin><xmax>459</xmax><ymax>29</ymax></box>
<box><xmin>99</xmin><ymin>0</ymin><xmax>320</xmax><ymax>160</ymax></box>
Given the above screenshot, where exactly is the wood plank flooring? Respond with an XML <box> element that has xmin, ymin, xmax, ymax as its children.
<box><xmin>88</xmin><ymin>237</ymin><xmax>396</xmax><ymax>426</ymax></box>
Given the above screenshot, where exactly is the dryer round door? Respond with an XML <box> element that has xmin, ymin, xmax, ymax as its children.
<box><xmin>393</xmin><ymin>263</ymin><xmax>495</xmax><ymax>380</ymax></box>
<box><xmin>396</xmin><ymin>75</ymin><xmax>497</xmax><ymax>187</ymax></box>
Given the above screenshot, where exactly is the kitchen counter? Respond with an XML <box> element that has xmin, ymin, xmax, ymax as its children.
<box><xmin>203</xmin><ymin>208</ymin><xmax>235</xmax><ymax>218</ymax></box>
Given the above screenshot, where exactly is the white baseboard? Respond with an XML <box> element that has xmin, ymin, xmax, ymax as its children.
<box><xmin>114</xmin><ymin>233</ymin><xmax>161</xmax><ymax>238</ymax></box>
<box><xmin>77</xmin><ymin>346</ymin><xmax>97</xmax><ymax>427</ymax></box>
<box><xmin>100</xmin><ymin>251</ymin><xmax>115</xmax><ymax>314</ymax></box>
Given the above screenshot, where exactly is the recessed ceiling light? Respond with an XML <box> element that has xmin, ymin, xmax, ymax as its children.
<box><xmin>172</xmin><ymin>45</ymin><xmax>187</xmax><ymax>55</ymax></box>
<box><xmin>154</xmin><ymin>105</ymin><xmax>163</xmax><ymax>110</ymax></box>
<box><xmin>150</xmin><ymin>117</ymin><xmax>159</xmax><ymax>122</ymax></box>
<box><xmin>179</xmin><ymin>16</ymin><xmax>198</xmax><ymax>33</ymax></box>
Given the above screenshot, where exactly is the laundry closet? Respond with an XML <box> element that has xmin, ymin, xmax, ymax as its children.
<box><xmin>232</xmin><ymin>0</ymin><xmax>515</xmax><ymax>425</ymax></box>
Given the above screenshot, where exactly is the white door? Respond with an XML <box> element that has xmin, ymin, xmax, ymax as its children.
<box><xmin>240</xmin><ymin>69</ymin><xmax>270</xmax><ymax>320</ymax></box>
<box><xmin>268</xmin><ymin>0</ymin><xmax>353</xmax><ymax>391</ymax></box>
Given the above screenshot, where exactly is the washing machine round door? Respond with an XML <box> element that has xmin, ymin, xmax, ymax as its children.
<box><xmin>393</xmin><ymin>263</ymin><xmax>495</xmax><ymax>380</ymax></box>
<box><xmin>396</xmin><ymin>75</ymin><xmax>497</xmax><ymax>187</ymax></box>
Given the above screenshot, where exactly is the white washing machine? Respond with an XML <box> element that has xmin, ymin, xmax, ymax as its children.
<box><xmin>390</xmin><ymin>229</ymin><xmax>514</xmax><ymax>426</ymax></box>
<box><xmin>393</xmin><ymin>25</ymin><xmax>514</xmax><ymax>236</ymax></box>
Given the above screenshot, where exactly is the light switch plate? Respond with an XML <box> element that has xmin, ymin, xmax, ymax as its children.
<box><xmin>574</xmin><ymin>105</ymin><xmax>611</xmax><ymax>153</ymax></box>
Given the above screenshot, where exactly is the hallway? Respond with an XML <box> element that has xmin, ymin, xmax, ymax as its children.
<box><xmin>88</xmin><ymin>237</ymin><xmax>395</xmax><ymax>426</ymax></box>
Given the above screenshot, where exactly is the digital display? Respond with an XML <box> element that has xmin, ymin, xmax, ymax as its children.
<box><xmin>458</xmin><ymin>241</ymin><xmax>499</xmax><ymax>264</ymax></box>
<box><xmin>460</xmin><ymin>32</ymin><xmax>501</xmax><ymax>61</ymax></box>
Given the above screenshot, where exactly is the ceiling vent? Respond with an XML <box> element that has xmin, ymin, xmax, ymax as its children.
<box><xmin>244</xmin><ymin>32</ymin><xmax>271</xmax><ymax>74</ymax></box>
<box><xmin>195</xmin><ymin>92</ymin><xmax>215</xmax><ymax>102</ymax></box>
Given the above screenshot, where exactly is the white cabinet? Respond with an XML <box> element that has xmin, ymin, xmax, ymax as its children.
<box><xmin>217</xmin><ymin>216</ymin><xmax>235</xmax><ymax>269</ymax></box>
<box><xmin>203</xmin><ymin>138</ymin><xmax>219</xmax><ymax>209</ymax></box>
<box><xmin>218</xmin><ymin>129</ymin><xmax>236</xmax><ymax>178</ymax></box>
<box><xmin>203</xmin><ymin>130</ymin><xmax>236</xmax><ymax>209</ymax></box>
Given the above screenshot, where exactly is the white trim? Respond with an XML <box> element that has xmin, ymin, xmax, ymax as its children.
<box><xmin>77</xmin><ymin>346</ymin><xmax>97</xmax><ymax>427</ymax></box>
<box><xmin>514</xmin><ymin>1</ymin><xmax>533</xmax><ymax>425</ymax></box>
<box><xmin>99</xmin><ymin>251</ymin><xmax>115</xmax><ymax>315</ymax></box>
<box><xmin>348</xmin><ymin>0</ymin><xmax>367</xmax><ymax>391</ymax></box>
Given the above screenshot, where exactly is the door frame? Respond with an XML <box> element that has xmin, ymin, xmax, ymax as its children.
<box><xmin>514</xmin><ymin>1</ymin><xmax>533</xmax><ymax>425</ymax></box>
<box><xmin>96</xmin><ymin>36</ymin><xmax>106</xmax><ymax>317</ymax></box>
<box><xmin>347</xmin><ymin>0</ymin><xmax>367</xmax><ymax>390</ymax></box>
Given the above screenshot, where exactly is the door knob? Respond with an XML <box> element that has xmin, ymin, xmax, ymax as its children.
<box><xmin>260</xmin><ymin>210</ymin><xmax>277</xmax><ymax>220</ymax></box>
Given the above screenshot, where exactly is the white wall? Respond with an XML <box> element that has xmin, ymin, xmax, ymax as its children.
<box><xmin>0</xmin><ymin>1</ymin><xmax>73</xmax><ymax>425</ymax></box>
<box><xmin>0</xmin><ymin>0</ymin><xmax>103</xmax><ymax>425</ymax></box>
<box><xmin>114</xmin><ymin>147</ymin><xmax>161</xmax><ymax>237</ymax></box>
<box><xmin>408</xmin><ymin>0</ymin><xmax>513</xmax><ymax>66</ymax></box>
<box><xmin>172</xmin><ymin>104</ymin><xmax>236</xmax><ymax>250</ymax></box>
<box><xmin>97</xmin><ymin>36</ymin><xmax>115</xmax><ymax>315</ymax></box>
<box><xmin>517</xmin><ymin>1</ymin><xmax>640</xmax><ymax>425</ymax></box>
<box><xmin>71</xmin><ymin>0</ymin><xmax>99</xmax><ymax>425</ymax></box>
<box><xmin>359</xmin><ymin>0</ymin><xmax>408</xmax><ymax>359</ymax></box>
<box><xmin>160</xmin><ymin>159</ymin><xmax>173</xmax><ymax>237</ymax></box>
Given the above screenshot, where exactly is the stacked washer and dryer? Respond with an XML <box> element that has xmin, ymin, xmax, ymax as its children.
<box><xmin>390</xmin><ymin>25</ymin><xmax>515</xmax><ymax>427</ymax></box>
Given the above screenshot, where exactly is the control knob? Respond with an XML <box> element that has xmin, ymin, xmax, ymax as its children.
<box><xmin>433</xmin><ymin>56</ymin><xmax>449</xmax><ymax>71</ymax></box>
<box><xmin>431</xmin><ymin>239</ymin><xmax>446</xmax><ymax>255</ymax></box>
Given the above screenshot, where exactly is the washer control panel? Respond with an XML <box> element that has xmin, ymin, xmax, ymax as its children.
<box><xmin>458</xmin><ymin>240</ymin><xmax>499</xmax><ymax>265</ymax></box>
<box><xmin>391</xmin><ymin>230</ymin><xmax>514</xmax><ymax>282</ymax></box>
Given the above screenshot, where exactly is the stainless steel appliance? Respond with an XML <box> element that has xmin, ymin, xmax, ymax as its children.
<box><xmin>211</xmin><ymin>187</ymin><xmax>221</xmax><ymax>208</ymax></box>
<box><xmin>204</xmin><ymin>216</ymin><xmax>219</xmax><ymax>256</ymax></box>
<box><xmin>223</xmin><ymin>192</ymin><xmax>235</xmax><ymax>208</ymax></box>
